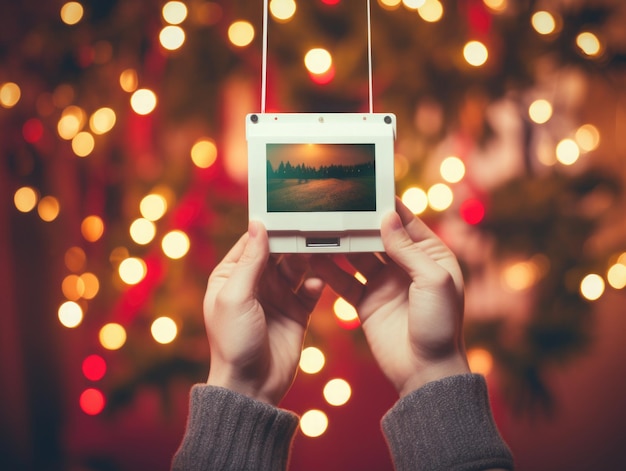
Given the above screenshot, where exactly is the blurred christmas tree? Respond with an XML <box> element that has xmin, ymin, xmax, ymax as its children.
<box><xmin>2</xmin><ymin>0</ymin><xmax>625</xmax><ymax>424</ymax></box>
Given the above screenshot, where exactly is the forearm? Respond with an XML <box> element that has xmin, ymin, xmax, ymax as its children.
<box><xmin>172</xmin><ymin>385</ymin><xmax>299</xmax><ymax>471</ymax></box>
<box><xmin>382</xmin><ymin>374</ymin><xmax>514</xmax><ymax>471</ymax></box>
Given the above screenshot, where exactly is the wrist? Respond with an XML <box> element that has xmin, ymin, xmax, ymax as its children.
<box><xmin>399</xmin><ymin>354</ymin><xmax>470</xmax><ymax>398</ymax></box>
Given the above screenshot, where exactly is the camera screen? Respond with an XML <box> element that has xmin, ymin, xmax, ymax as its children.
<box><xmin>266</xmin><ymin>143</ymin><xmax>376</xmax><ymax>212</ymax></box>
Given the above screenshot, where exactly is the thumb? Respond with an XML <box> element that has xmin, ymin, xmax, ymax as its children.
<box><xmin>228</xmin><ymin>220</ymin><xmax>270</xmax><ymax>295</ymax></box>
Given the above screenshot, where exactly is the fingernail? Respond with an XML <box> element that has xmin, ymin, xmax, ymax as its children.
<box><xmin>388</xmin><ymin>212</ymin><xmax>403</xmax><ymax>231</ymax></box>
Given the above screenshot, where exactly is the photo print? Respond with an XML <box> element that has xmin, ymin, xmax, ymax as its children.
<box><xmin>266</xmin><ymin>143</ymin><xmax>376</xmax><ymax>212</ymax></box>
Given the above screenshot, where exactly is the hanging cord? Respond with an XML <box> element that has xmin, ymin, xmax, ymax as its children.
<box><xmin>367</xmin><ymin>0</ymin><xmax>373</xmax><ymax>113</ymax></box>
<box><xmin>261</xmin><ymin>0</ymin><xmax>269</xmax><ymax>113</ymax></box>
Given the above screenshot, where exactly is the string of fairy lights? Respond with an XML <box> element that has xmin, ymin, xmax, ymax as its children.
<box><xmin>3</xmin><ymin>0</ymin><xmax>626</xmax><ymax>436</ymax></box>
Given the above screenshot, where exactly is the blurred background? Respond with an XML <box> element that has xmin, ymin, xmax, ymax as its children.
<box><xmin>1</xmin><ymin>0</ymin><xmax>625</xmax><ymax>470</ymax></box>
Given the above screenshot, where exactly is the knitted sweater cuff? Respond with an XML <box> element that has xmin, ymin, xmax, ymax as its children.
<box><xmin>172</xmin><ymin>384</ymin><xmax>299</xmax><ymax>471</ymax></box>
<box><xmin>381</xmin><ymin>374</ymin><xmax>514</xmax><ymax>471</ymax></box>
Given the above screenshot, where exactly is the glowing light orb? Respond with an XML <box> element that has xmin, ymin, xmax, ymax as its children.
<box><xmin>228</xmin><ymin>21</ymin><xmax>255</xmax><ymax>47</ymax></box>
<box><xmin>299</xmin><ymin>346</ymin><xmax>325</xmax><ymax>374</ymax></box>
<box><xmin>323</xmin><ymin>378</ymin><xmax>352</xmax><ymax>406</ymax></box>
<box><xmin>555</xmin><ymin>139</ymin><xmax>580</xmax><ymax>166</ymax></box>
<box><xmin>440</xmin><ymin>156</ymin><xmax>465</xmax><ymax>183</ymax></box>
<box><xmin>528</xmin><ymin>99</ymin><xmax>553</xmax><ymax>124</ymax></box>
<box><xmin>160</xmin><ymin>25</ymin><xmax>186</xmax><ymax>51</ymax></box>
<box><xmin>118</xmin><ymin>257</ymin><xmax>147</xmax><ymax>285</ymax></box>
<box><xmin>140</xmin><ymin>194</ymin><xmax>168</xmax><ymax>221</ymax></box>
<box><xmin>300</xmin><ymin>410</ymin><xmax>328</xmax><ymax>438</ymax></box>
<box><xmin>130</xmin><ymin>218</ymin><xmax>156</xmax><ymax>245</ymax></box>
<box><xmin>427</xmin><ymin>183</ymin><xmax>453</xmax><ymax>211</ymax></box>
<box><xmin>89</xmin><ymin>107</ymin><xmax>116</xmax><ymax>134</ymax></box>
<box><xmin>304</xmin><ymin>48</ymin><xmax>333</xmax><ymax>75</ymax></box>
<box><xmin>151</xmin><ymin>316</ymin><xmax>178</xmax><ymax>344</ymax></box>
<box><xmin>162</xmin><ymin>230</ymin><xmax>190</xmax><ymax>259</ymax></box>
<box><xmin>580</xmin><ymin>273</ymin><xmax>605</xmax><ymax>301</ymax></box>
<box><xmin>191</xmin><ymin>138</ymin><xmax>218</xmax><ymax>168</ymax></box>
<box><xmin>14</xmin><ymin>186</ymin><xmax>38</xmax><ymax>213</ymax></box>
<box><xmin>58</xmin><ymin>301</ymin><xmax>84</xmax><ymax>328</ymax></box>
<box><xmin>531</xmin><ymin>11</ymin><xmax>556</xmax><ymax>35</ymax></box>
<box><xmin>81</xmin><ymin>215</ymin><xmax>105</xmax><ymax>242</ymax></box>
<box><xmin>99</xmin><ymin>323</ymin><xmax>127</xmax><ymax>350</ymax></box>
<box><xmin>60</xmin><ymin>2</ymin><xmax>84</xmax><ymax>25</ymax></box>
<box><xmin>463</xmin><ymin>40</ymin><xmax>488</xmax><ymax>67</ymax></box>
<box><xmin>130</xmin><ymin>89</ymin><xmax>157</xmax><ymax>115</ymax></box>
<box><xmin>0</xmin><ymin>82</ymin><xmax>21</xmax><ymax>108</ymax></box>
<box><xmin>80</xmin><ymin>388</ymin><xmax>106</xmax><ymax>415</ymax></box>
<box><xmin>37</xmin><ymin>196</ymin><xmax>60</xmax><ymax>222</ymax></box>
<box><xmin>401</xmin><ymin>187</ymin><xmax>428</xmax><ymax>215</ymax></box>
<box><xmin>162</xmin><ymin>1</ymin><xmax>188</xmax><ymax>24</ymax></box>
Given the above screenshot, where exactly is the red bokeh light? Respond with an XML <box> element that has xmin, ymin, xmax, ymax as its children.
<box><xmin>82</xmin><ymin>354</ymin><xmax>107</xmax><ymax>381</ymax></box>
<box><xmin>460</xmin><ymin>198</ymin><xmax>486</xmax><ymax>225</ymax></box>
<box><xmin>321</xmin><ymin>0</ymin><xmax>341</xmax><ymax>5</ymax></box>
<box><xmin>309</xmin><ymin>66</ymin><xmax>335</xmax><ymax>85</ymax></box>
<box><xmin>80</xmin><ymin>388</ymin><xmax>106</xmax><ymax>415</ymax></box>
<box><xmin>22</xmin><ymin>118</ymin><xmax>44</xmax><ymax>143</ymax></box>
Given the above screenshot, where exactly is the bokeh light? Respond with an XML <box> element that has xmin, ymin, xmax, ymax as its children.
<box><xmin>99</xmin><ymin>323</ymin><xmax>127</xmax><ymax>350</ymax></box>
<box><xmin>0</xmin><ymin>82</ymin><xmax>21</xmax><ymax>108</ymax></box>
<box><xmin>575</xmin><ymin>124</ymin><xmax>600</xmax><ymax>152</ymax></box>
<box><xmin>228</xmin><ymin>21</ymin><xmax>255</xmax><ymax>47</ymax></box>
<box><xmin>304</xmin><ymin>48</ymin><xmax>333</xmax><ymax>75</ymax></box>
<box><xmin>62</xmin><ymin>274</ymin><xmax>85</xmax><ymax>301</ymax></box>
<box><xmin>81</xmin><ymin>215</ymin><xmax>105</xmax><ymax>242</ymax></box>
<box><xmin>418</xmin><ymin>0</ymin><xmax>444</xmax><ymax>22</ymax></box>
<box><xmin>463</xmin><ymin>41</ymin><xmax>488</xmax><ymax>67</ymax></box>
<box><xmin>427</xmin><ymin>183</ymin><xmax>453</xmax><ymax>211</ymax></box>
<box><xmin>162</xmin><ymin>230</ymin><xmax>190</xmax><ymax>259</ymax></box>
<box><xmin>160</xmin><ymin>25</ymin><xmax>186</xmax><ymax>51</ymax></box>
<box><xmin>191</xmin><ymin>138</ymin><xmax>218</xmax><ymax>168</ymax></box>
<box><xmin>58</xmin><ymin>301</ymin><xmax>84</xmax><ymax>328</ymax></box>
<box><xmin>333</xmin><ymin>297</ymin><xmax>360</xmax><ymax>328</ymax></box>
<box><xmin>118</xmin><ymin>257</ymin><xmax>147</xmax><ymax>285</ymax></box>
<box><xmin>531</xmin><ymin>11</ymin><xmax>556</xmax><ymax>35</ymax></box>
<box><xmin>300</xmin><ymin>409</ymin><xmax>328</xmax><ymax>438</ymax></box>
<box><xmin>379</xmin><ymin>0</ymin><xmax>402</xmax><ymax>10</ymax></box>
<box><xmin>401</xmin><ymin>187</ymin><xmax>428</xmax><ymax>214</ymax></box>
<box><xmin>555</xmin><ymin>138</ymin><xmax>580</xmax><ymax>166</ymax></box>
<box><xmin>80</xmin><ymin>388</ymin><xmax>106</xmax><ymax>415</ymax></box>
<box><xmin>467</xmin><ymin>348</ymin><xmax>494</xmax><ymax>376</ymax></box>
<box><xmin>162</xmin><ymin>1</ymin><xmax>188</xmax><ymax>24</ymax></box>
<box><xmin>119</xmin><ymin>69</ymin><xmax>138</xmax><ymax>92</ymax></box>
<box><xmin>72</xmin><ymin>131</ymin><xmax>95</xmax><ymax>157</ymax></box>
<box><xmin>607</xmin><ymin>263</ymin><xmax>626</xmax><ymax>290</ymax></box>
<box><xmin>60</xmin><ymin>2</ymin><xmax>84</xmax><ymax>25</ymax></box>
<box><xmin>14</xmin><ymin>186</ymin><xmax>39</xmax><ymax>212</ymax></box>
<box><xmin>576</xmin><ymin>31</ymin><xmax>602</xmax><ymax>57</ymax></box>
<box><xmin>270</xmin><ymin>0</ymin><xmax>297</xmax><ymax>22</ymax></box>
<box><xmin>37</xmin><ymin>196</ymin><xmax>60</xmax><ymax>222</ymax></box>
<box><xmin>459</xmin><ymin>198</ymin><xmax>485</xmax><ymax>225</ymax></box>
<box><xmin>80</xmin><ymin>272</ymin><xmax>99</xmax><ymax>299</ymax></box>
<box><xmin>65</xmin><ymin>246</ymin><xmax>87</xmax><ymax>272</ymax></box>
<box><xmin>140</xmin><ymin>193</ymin><xmax>168</xmax><ymax>221</ymax></box>
<box><xmin>130</xmin><ymin>218</ymin><xmax>157</xmax><ymax>245</ymax></box>
<box><xmin>580</xmin><ymin>273</ymin><xmax>605</xmax><ymax>301</ymax></box>
<box><xmin>323</xmin><ymin>378</ymin><xmax>352</xmax><ymax>406</ymax></box>
<box><xmin>130</xmin><ymin>89</ymin><xmax>157</xmax><ymax>115</ymax></box>
<box><xmin>483</xmin><ymin>0</ymin><xmax>507</xmax><ymax>13</ymax></box>
<box><xmin>151</xmin><ymin>316</ymin><xmax>178</xmax><ymax>344</ymax></box>
<box><xmin>440</xmin><ymin>156</ymin><xmax>465</xmax><ymax>183</ymax></box>
<box><xmin>528</xmin><ymin>99</ymin><xmax>553</xmax><ymax>124</ymax></box>
<box><xmin>403</xmin><ymin>0</ymin><xmax>426</xmax><ymax>9</ymax></box>
<box><xmin>82</xmin><ymin>354</ymin><xmax>107</xmax><ymax>381</ymax></box>
<box><xmin>89</xmin><ymin>107</ymin><xmax>116</xmax><ymax>134</ymax></box>
<box><xmin>502</xmin><ymin>260</ymin><xmax>540</xmax><ymax>291</ymax></box>
<box><xmin>299</xmin><ymin>346</ymin><xmax>325</xmax><ymax>374</ymax></box>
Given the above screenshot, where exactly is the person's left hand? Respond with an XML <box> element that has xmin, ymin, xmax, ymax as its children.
<box><xmin>204</xmin><ymin>221</ymin><xmax>325</xmax><ymax>405</ymax></box>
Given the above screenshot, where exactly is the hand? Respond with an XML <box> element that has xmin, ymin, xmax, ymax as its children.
<box><xmin>204</xmin><ymin>221</ymin><xmax>324</xmax><ymax>405</ymax></box>
<box><xmin>311</xmin><ymin>199</ymin><xmax>470</xmax><ymax>397</ymax></box>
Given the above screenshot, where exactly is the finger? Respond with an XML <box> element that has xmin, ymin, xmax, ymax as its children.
<box><xmin>346</xmin><ymin>252</ymin><xmax>385</xmax><ymax>283</ymax></box>
<box><xmin>381</xmin><ymin>211</ymin><xmax>450</xmax><ymax>286</ymax></box>
<box><xmin>276</xmin><ymin>254</ymin><xmax>311</xmax><ymax>292</ymax></box>
<box><xmin>310</xmin><ymin>255</ymin><xmax>364</xmax><ymax>306</ymax></box>
<box><xmin>223</xmin><ymin>220</ymin><xmax>270</xmax><ymax>299</ymax></box>
<box><xmin>395</xmin><ymin>197</ymin><xmax>439</xmax><ymax>243</ymax></box>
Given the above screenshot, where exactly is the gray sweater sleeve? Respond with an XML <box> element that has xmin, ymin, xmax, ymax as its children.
<box><xmin>171</xmin><ymin>385</ymin><xmax>299</xmax><ymax>471</ymax></box>
<box><xmin>381</xmin><ymin>374</ymin><xmax>514</xmax><ymax>471</ymax></box>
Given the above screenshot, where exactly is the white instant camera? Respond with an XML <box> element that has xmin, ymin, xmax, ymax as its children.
<box><xmin>246</xmin><ymin>112</ymin><xmax>396</xmax><ymax>253</ymax></box>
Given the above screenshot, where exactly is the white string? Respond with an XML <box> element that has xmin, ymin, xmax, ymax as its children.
<box><xmin>367</xmin><ymin>0</ymin><xmax>373</xmax><ymax>114</ymax></box>
<box><xmin>261</xmin><ymin>0</ymin><xmax>269</xmax><ymax>113</ymax></box>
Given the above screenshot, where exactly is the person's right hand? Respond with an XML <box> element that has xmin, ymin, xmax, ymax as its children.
<box><xmin>311</xmin><ymin>199</ymin><xmax>470</xmax><ymax>397</ymax></box>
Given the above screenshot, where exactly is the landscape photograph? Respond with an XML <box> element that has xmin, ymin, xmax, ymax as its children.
<box><xmin>266</xmin><ymin>143</ymin><xmax>376</xmax><ymax>212</ymax></box>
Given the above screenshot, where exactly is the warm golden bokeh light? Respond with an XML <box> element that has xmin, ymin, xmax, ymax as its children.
<box><xmin>304</xmin><ymin>48</ymin><xmax>333</xmax><ymax>75</ymax></box>
<box><xmin>333</xmin><ymin>297</ymin><xmax>359</xmax><ymax>323</ymax></box>
<box><xmin>467</xmin><ymin>348</ymin><xmax>494</xmax><ymax>376</ymax></box>
<box><xmin>99</xmin><ymin>323</ymin><xmax>127</xmax><ymax>350</ymax></box>
<box><xmin>60</xmin><ymin>2</ymin><xmax>84</xmax><ymax>25</ymax></box>
<box><xmin>191</xmin><ymin>138</ymin><xmax>218</xmax><ymax>168</ymax></box>
<box><xmin>402</xmin><ymin>0</ymin><xmax>426</xmax><ymax>9</ymax></box>
<box><xmin>607</xmin><ymin>263</ymin><xmax>626</xmax><ymax>290</ymax></box>
<box><xmin>576</xmin><ymin>31</ymin><xmax>602</xmax><ymax>57</ymax></box>
<box><xmin>140</xmin><ymin>193</ymin><xmax>168</xmax><ymax>221</ymax></box>
<box><xmin>483</xmin><ymin>0</ymin><xmax>507</xmax><ymax>13</ymax></box>
<box><xmin>130</xmin><ymin>89</ymin><xmax>157</xmax><ymax>115</ymax></box>
<box><xmin>528</xmin><ymin>99</ymin><xmax>553</xmax><ymax>124</ymax></box>
<box><xmin>0</xmin><ymin>82</ymin><xmax>21</xmax><ymax>108</ymax></box>
<box><xmin>575</xmin><ymin>124</ymin><xmax>600</xmax><ymax>152</ymax></box>
<box><xmin>161</xmin><ymin>230</ymin><xmax>190</xmax><ymax>259</ymax></box>
<box><xmin>159</xmin><ymin>25</ymin><xmax>186</xmax><ymax>51</ymax></box>
<box><xmin>162</xmin><ymin>1</ymin><xmax>188</xmax><ymax>24</ymax></box>
<box><xmin>38</xmin><ymin>196</ymin><xmax>60</xmax><ymax>222</ymax></box>
<box><xmin>72</xmin><ymin>131</ymin><xmax>95</xmax><ymax>157</ymax></box>
<box><xmin>427</xmin><ymin>183</ymin><xmax>453</xmax><ymax>211</ymax></box>
<box><xmin>299</xmin><ymin>346</ymin><xmax>325</xmax><ymax>374</ymax></box>
<box><xmin>118</xmin><ymin>257</ymin><xmax>147</xmax><ymax>285</ymax></box>
<box><xmin>129</xmin><ymin>218</ymin><xmax>157</xmax><ymax>245</ymax></box>
<box><xmin>463</xmin><ymin>40</ymin><xmax>489</xmax><ymax>67</ymax></box>
<box><xmin>580</xmin><ymin>273</ymin><xmax>605</xmax><ymax>301</ymax></box>
<box><xmin>65</xmin><ymin>246</ymin><xmax>87</xmax><ymax>272</ymax></box>
<box><xmin>58</xmin><ymin>105</ymin><xmax>86</xmax><ymax>140</ymax></box>
<box><xmin>270</xmin><ymin>0</ymin><xmax>297</xmax><ymax>22</ymax></box>
<box><xmin>81</xmin><ymin>215</ymin><xmax>105</xmax><ymax>242</ymax></box>
<box><xmin>555</xmin><ymin>138</ymin><xmax>580</xmax><ymax>166</ymax></box>
<box><xmin>401</xmin><ymin>187</ymin><xmax>428</xmax><ymax>214</ymax></box>
<box><xmin>151</xmin><ymin>316</ymin><xmax>178</xmax><ymax>344</ymax></box>
<box><xmin>228</xmin><ymin>21</ymin><xmax>255</xmax><ymax>47</ymax></box>
<box><xmin>300</xmin><ymin>410</ymin><xmax>328</xmax><ymax>438</ymax></box>
<box><xmin>14</xmin><ymin>186</ymin><xmax>39</xmax><ymax>212</ymax></box>
<box><xmin>58</xmin><ymin>301</ymin><xmax>84</xmax><ymax>328</ymax></box>
<box><xmin>323</xmin><ymin>378</ymin><xmax>352</xmax><ymax>406</ymax></box>
<box><xmin>418</xmin><ymin>0</ymin><xmax>444</xmax><ymax>22</ymax></box>
<box><xmin>62</xmin><ymin>274</ymin><xmax>85</xmax><ymax>301</ymax></box>
<box><xmin>379</xmin><ymin>0</ymin><xmax>402</xmax><ymax>10</ymax></box>
<box><xmin>89</xmin><ymin>107</ymin><xmax>116</xmax><ymax>134</ymax></box>
<box><xmin>80</xmin><ymin>272</ymin><xmax>100</xmax><ymax>299</ymax></box>
<box><xmin>440</xmin><ymin>156</ymin><xmax>466</xmax><ymax>183</ymax></box>
<box><xmin>119</xmin><ymin>69</ymin><xmax>139</xmax><ymax>92</ymax></box>
<box><xmin>531</xmin><ymin>11</ymin><xmax>556</xmax><ymax>35</ymax></box>
<box><xmin>502</xmin><ymin>260</ymin><xmax>540</xmax><ymax>291</ymax></box>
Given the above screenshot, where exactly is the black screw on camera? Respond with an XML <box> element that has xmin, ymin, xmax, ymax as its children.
<box><xmin>250</xmin><ymin>114</ymin><xmax>259</xmax><ymax>123</ymax></box>
<box><xmin>384</xmin><ymin>115</ymin><xmax>392</xmax><ymax>124</ymax></box>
